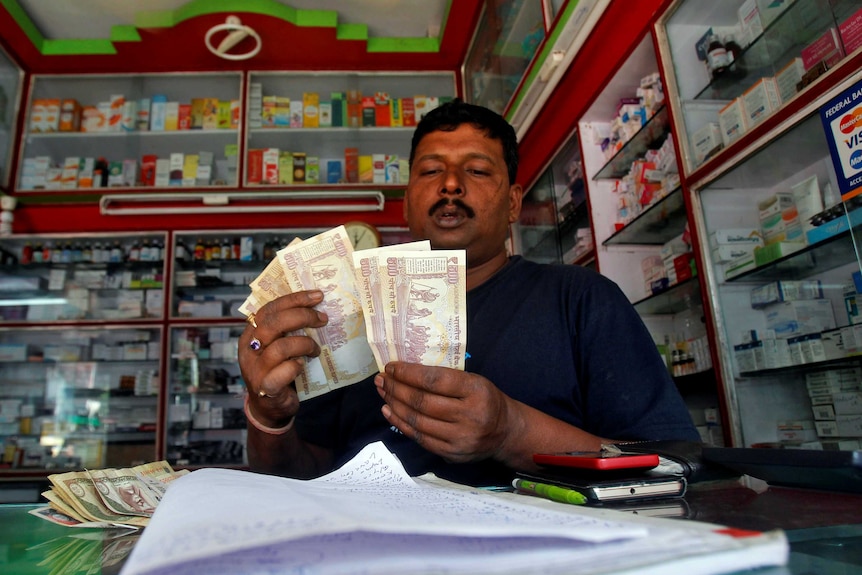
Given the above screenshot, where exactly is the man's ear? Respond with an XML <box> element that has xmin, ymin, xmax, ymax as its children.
<box><xmin>508</xmin><ymin>184</ymin><xmax>524</xmax><ymax>223</ymax></box>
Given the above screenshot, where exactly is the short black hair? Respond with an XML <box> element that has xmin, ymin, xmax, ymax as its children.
<box><xmin>409</xmin><ymin>98</ymin><xmax>519</xmax><ymax>184</ymax></box>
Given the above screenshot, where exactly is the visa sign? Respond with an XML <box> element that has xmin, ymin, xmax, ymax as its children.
<box><xmin>821</xmin><ymin>79</ymin><xmax>862</xmax><ymax>200</ymax></box>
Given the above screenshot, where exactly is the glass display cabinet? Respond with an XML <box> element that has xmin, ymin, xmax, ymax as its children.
<box><xmin>515</xmin><ymin>130</ymin><xmax>593</xmax><ymax>267</ymax></box>
<box><xmin>657</xmin><ymin>0</ymin><xmax>861</xmax><ymax>176</ymax></box>
<box><xmin>463</xmin><ymin>0</ymin><xmax>547</xmax><ymax>115</ymax></box>
<box><xmin>245</xmin><ymin>72</ymin><xmax>455</xmax><ymax>188</ymax></box>
<box><xmin>0</xmin><ymin>232</ymin><xmax>167</xmax><ymax>323</ymax></box>
<box><xmin>18</xmin><ymin>73</ymin><xmax>242</xmax><ymax>193</ymax></box>
<box><xmin>658</xmin><ymin>0</ymin><xmax>862</xmax><ymax>450</ymax></box>
<box><xmin>166</xmin><ymin>324</ymin><xmax>245</xmax><ymax>468</ymax></box>
<box><xmin>0</xmin><ymin>326</ymin><xmax>161</xmax><ymax>473</ymax></box>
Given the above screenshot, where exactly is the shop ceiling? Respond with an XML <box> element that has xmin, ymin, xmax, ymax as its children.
<box><xmin>0</xmin><ymin>0</ymin><xmax>482</xmax><ymax>73</ymax></box>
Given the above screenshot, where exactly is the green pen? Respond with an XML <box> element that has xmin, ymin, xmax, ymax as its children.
<box><xmin>512</xmin><ymin>478</ymin><xmax>588</xmax><ymax>505</ymax></box>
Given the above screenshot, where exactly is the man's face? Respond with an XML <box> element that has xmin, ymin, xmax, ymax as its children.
<box><xmin>403</xmin><ymin>124</ymin><xmax>522</xmax><ymax>267</ymax></box>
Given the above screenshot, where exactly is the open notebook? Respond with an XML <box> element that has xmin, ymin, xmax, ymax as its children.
<box><xmin>117</xmin><ymin>442</ymin><xmax>788</xmax><ymax>575</ymax></box>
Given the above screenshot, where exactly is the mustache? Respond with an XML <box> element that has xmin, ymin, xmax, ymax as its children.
<box><xmin>429</xmin><ymin>198</ymin><xmax>475</xmax><ymax>218</ymax></box>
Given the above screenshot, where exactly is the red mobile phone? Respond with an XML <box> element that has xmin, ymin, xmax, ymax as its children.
<box><xmin>533</xmin><ymin>451</ymin><xmax>660</xmax><ymax>471</ymax></box>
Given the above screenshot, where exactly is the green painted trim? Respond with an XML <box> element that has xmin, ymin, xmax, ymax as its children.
<box><xmin>368</xmin><ymin>37</ymin><xmax>440</xmax><ymax>53</ymax></box>
<box><xmin>110</xmin><ymin>26</ymin><xmax>141</xmax><ymax>43</ymax></box>
<box><xmin>1</xmin><ymin>0</ymin><xmax>44</xmax><ymax>50</ymax></box>
<box><xmin>42</xmin><ymin>39</ymin><xmax>117</xmax><ymax>56</ymax></box>
<box><xmin>4</xmin><ymin>0</ymin><xmax>446</xmax><ymax>57</ymax></box>
<box><xmin>336</xmin><ymin>24</ymin><xmax>368</xmax><ymax>41</ymax></box>
<box><xmin>295</xmin><ymin>10</ymin><xmax>337</xmax><ymax>28</ymax></box>
<box><xmin>507</xmin><ymin>0</ymin><xmax>583</xmax><ymax>121</ymax></box>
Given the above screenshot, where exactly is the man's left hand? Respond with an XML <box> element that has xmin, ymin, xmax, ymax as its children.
<box><xmin>374</xmin><ymin>362</ymin><xmax>518</xmax><ymax>464</ymax></box>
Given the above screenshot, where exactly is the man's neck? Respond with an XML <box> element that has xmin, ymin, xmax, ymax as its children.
<box><xmin>466</xmin><ymin>251</ymin><xmax>510</xmax><ymax>291</ymax></box>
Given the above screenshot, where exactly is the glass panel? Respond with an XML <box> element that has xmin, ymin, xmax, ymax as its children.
<box><xmin>696</xmin><ymin>100</ymin><xmax>862</xmax><ymax>448</ymax></box>
<box><xmin>517</xmin><ymin>132</ymin><xmax>592</xmax><ymax>265</ymax></box>
<box><xmin>463</xmin><ymin>0</ymin><xmax>546</xmax><ymax>115</ymax></box>
<box><xmin>166</xmin><ymin>325</ymin><xmax>245</xmax><ymax>467</ymax></box>
<box><xmin>0</xmin><ymin>233</ymin><xmax>167</xmax><ymax>323</ymax></box>
<box><xmin>0</xmin><ymin>47</ymin><xmax>22</xmax><ymax>191</ymax></box>
<box><xmin>660</xmin><ymin>0</ymin><xmax>858</xmax><ymax>175</ymax></box>
<box><xmin>0</xmin><ymin>327</ymin><xmax>160</xmax><ymax>473</ymax></box>
<box><xmin>19</xmin><ymin>73</ymin><xmax>242</xmax><ymax>192</ymax></box>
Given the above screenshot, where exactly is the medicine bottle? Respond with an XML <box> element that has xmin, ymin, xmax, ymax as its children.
<box><xmin>706</xmin><ymin>34</ymin><xmax>729</xmax><ymax>78</ymax></box>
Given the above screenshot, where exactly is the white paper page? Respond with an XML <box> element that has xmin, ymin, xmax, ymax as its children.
<box><xmin>120</xmin><ymin>442</ymin><xmax>788</xmax><ymax>575</ymax></box>
<box><xmin>120</xmin><ymin>442</ymin><xmax>648</xmax><ymax>575</ymax></box>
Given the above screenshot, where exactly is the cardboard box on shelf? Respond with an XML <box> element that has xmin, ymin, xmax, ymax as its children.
<box><xmin>764</xmin><ymin>299</ymin><xmax>836</xmax><ymax>339</ymax></box>
<box><xmin>718</xmin><ymin>98</ymin><xmax>747</xmax><ymax>147</ymax></box>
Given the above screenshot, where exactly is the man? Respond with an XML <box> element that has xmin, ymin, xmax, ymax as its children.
<box><xmin>238</xmin><ymin>99</ymin><xmax>699</xmax><ymax>486</ymax></box>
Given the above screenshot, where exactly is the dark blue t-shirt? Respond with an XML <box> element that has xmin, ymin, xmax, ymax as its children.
<box><xmin>296</xmin><ymin>256</ymin><xmax>699</xmax><ymax>486</ymax></box>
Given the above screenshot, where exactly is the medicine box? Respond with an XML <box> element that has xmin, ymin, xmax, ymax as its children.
<box><xmin>832</xmin><ymin>392</ymin><xmax>862</xmax><ymax>415</ymax></box>
<box><xmin>750</xmin><ymin>280</ymin><xmax>823</xmax><ymax>308</ymax></box>
<box><xmin>839</xmin><ymin>5</ymin><xmax>862</xmax><ymax>54</ymax></box>
<box><xmin>806</xmin><ymin>206</ymin><xmax>862</xmax><ymax>245</ymax></box>
<box><xmin>690</xmin><ymin>122</ymin><xmax>722</xmax><ymax>166</ymax></box>
<box><xmin>764</xmin><ymin>299</ymin><xmax>836</xmax><ymax>338</ymax></box>
<box><xmin>742</xmin><ymin>77</ymin><xmax>781</xmax><ymax>128</ymax></box>
<box><xmin>834</xmin><ymin>415</ymin><xmax>862</xmax><ymax>437</ymax></box>
<box><xmin>753</xmin><ymin>241</ymin><xmax>805</xmax><ymax>267</ymax></box>
<box><xmin>812</xmin><ymin>403</ymin><xmax>836</xmax><ymax>420</ymax></box>
<box><xmin>712</xmin><ymin>244</ymin><xmax>757</xmax><ymax>264</ymax></box>
<box><xmin>775</xmin><ymin>58</ymin><xmax>805</xmax><ymax>104</ymax></box>
<box><xmin>709</xmin><ymin>228</ymin><xmax>763</xmax><ymax>249</ymax></box>
<box><xmin>0</xmin><ymin>344</ymin><xmax>28</xmax><ymax>362</ymax></box>
<box><xmin>724</xmin><ymin>251</ymin><xmax>757</xmax><ymax>280</ymax></box>
<box><xmin>718</xmin><ymin>98</ymin><xmax>747</xmax><ymax>147</ymax></box>
<box><xmin>738</xmin><ymin>0</ymin><xmax>763</xmax><ymax>45</ymax></box>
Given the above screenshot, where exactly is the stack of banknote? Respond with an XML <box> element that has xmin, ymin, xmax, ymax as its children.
<box><xmin>239</xmin><ymin>225</ymin><xmax>467</xmax><ymax>400</ymax></box>
<box><xmin>31</xmin><ymin>460</ymin><xmax>188</xmax><ymax>528</ymax></box>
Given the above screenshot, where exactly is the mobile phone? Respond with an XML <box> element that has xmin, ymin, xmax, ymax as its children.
<box><xmin>533</xmin><ymin>451</ymin><xmax>660</xmax><ymax>471</ymax></box>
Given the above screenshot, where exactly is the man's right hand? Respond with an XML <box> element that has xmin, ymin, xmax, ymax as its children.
<box><xmin>238</xmin><ymin>289</ymin><xmax>328</xmax><ymax>428</ymax></box>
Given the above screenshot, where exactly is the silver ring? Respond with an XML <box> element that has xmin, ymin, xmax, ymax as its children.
<box><xmin>249</xmin><ymin>337</ymin><xmax>261</xmax><ymax>351</ymax></box>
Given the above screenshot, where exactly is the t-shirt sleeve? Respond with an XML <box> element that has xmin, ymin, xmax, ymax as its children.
<box><xmin>573</xmin><ymin>275</ymin><xmax>700</xmax><ymax>442</ymax></box>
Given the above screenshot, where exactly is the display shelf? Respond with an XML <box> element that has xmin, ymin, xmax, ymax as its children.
<box><xmin>166</xmin><ymin>324</ymin><xmax>246</xmax><ymax>468</ymax></box>
<box><xmin>18</xmin><ymin>73</ymin><xmax>242</xmax><ymax>194</ymax></box>
<box><xmin>724</xmin><ymin>227</ymin><xmax>855</xmax><ymax>284</ymax></box>
<box><xmin>246</xmin><ymin>71</ymin><xmax>455</xmax><ymax>188</ymax></box>
<box><xmin>740</xmin><ymin>355</ymin><xmax>862</xmax><ymax>378</ymax></box>
<box><xmin>593</xmin><ymin>105</ymin><xmax>670</xmax><ymax>180</ymax></box>
<box><xmin>691</xmin><ymin>0</ymin><xmax>840</xmax><ymax>103</ymax></box>
<box><xmin>633</xmin><ymin>276</ymin><xmax>702</xmax><ymax>315</ymax></box>
<box><xmin>603</xmin><ymin>186</ymin><xmax>687</xmax><ymax>246</ymax></box>
<box><xmin>0</xmin><ymin>326</ymin><xmax>162</xmax><ymax>472</ymax></box>
<box><xmin>657</xmin><ymin>0</ymin><xmax>859</xmax><ymax>176</ymax></box>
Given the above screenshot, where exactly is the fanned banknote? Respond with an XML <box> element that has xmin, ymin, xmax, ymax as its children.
<box><xmin>276</xmin><ymin>226</ymin><xmax>378</xmax><ymax>400</ymax></box>
<box><xmin>352</xmin><ymin>241</ymin><xmax>433</xmax><ymax>371</ymax></box>
<box><xmin>374</xmin><ymin>250</ymin><xmax>467</xmax><ymax>371</ymax></box>
<box><xmin>237</xmin><ymin>225</ymin><xmax>466</xmax><ymax>401</ymax></box>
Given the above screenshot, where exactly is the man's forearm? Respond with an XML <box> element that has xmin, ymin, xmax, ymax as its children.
<box><xmin>246</xmin><ymin>425</ymin><xmax>334</xmax><ymax>479</ymax></box>
<box><xmin>496</xmin><ymin>399</ymin><xmax>608</xmax><ymax>473</ymax></box>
